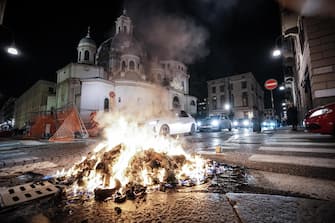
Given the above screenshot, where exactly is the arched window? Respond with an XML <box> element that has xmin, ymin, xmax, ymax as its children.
<box><xmin>190</xmin><ymin>100</ymin><xmax>195</xmax><ymax>106</ymax></box>
<box><xmin>242</xmin><ymin>92</ymin><xmax>248</xmax><ymax>107</ymax></box>
<box><xmin>172</xmin><ymin>96</ymin><xmax>180</xmax><ymax>109</ymax></box>
<box><xmin>79</xmin><ymin>51</ymin><xmax>81</xmax><ymax>61</ymax></box>
<box><xmin>121</xmin><ymin>61</ymin><xmax>126</xmax><ymax>71</ymax></box>
<box><xmin>129</xmin><ymin>61</ymin><xmax>135</xmax><ymax>70</ymax></box>
<box><xmin>123</xmin><ymin>26</ymin><xmax>127</xmax><ymax>33</ymax></box>
<box><xmin>104</xmin><ymin>98</ymin><xmax>109</xmax><ymax>111</ymax></box>
<box><xmin>84</xmin><ymin>50</ymin><xmax>89</xmax><ymax>61</ymax></box>
<box><xmin>118</xmin><ymin>26</ymin><xmax>121</xmax><ymax>33</ymax></box>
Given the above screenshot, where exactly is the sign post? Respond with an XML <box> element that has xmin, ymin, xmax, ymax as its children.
<box><xmin>264</xmin><ymin>79</ymin><xmax>278</xmax><ymax>117</ymax></box>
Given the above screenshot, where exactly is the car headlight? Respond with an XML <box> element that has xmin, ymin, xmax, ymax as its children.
<box><xmin>262</xmin><ymin>122</ymin><xmax>267</xmax><ymax>126</ymax></box>
<box><xmin>310</xmin><ymin>108</ymin><xmax>333</xmax><ymax>118</ymax></box>
<box><xmin>197</xmin><ymin>121</ymin><xmax>202</xmax><ymax>126</ymax></box>
<box><xmin>269</xmin><ymin>122</ymin><xmax>276</xmax><ymax>127</ymax></box>
<box><xmin>243</xmin><ymin>120</ymin><xmax>250</xmax><ymax>126</ymax></box>
<box><xmin>233</xmin><ymin>121</ymin><xmax>238</xmax><ymax>126</ymax></box>
<box><xmin>211</xmin><ymin>120</ymin><xmax>219</xmax><ymax>126</ymax></box>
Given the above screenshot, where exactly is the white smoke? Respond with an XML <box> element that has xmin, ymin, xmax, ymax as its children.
<box><xmin>125</xmin><ymin>0</ymin><xmax>209</xmax><ymax>64</ymax></box>
<box><xmin>277</xmin><ymin>0</ymin><xmax>335</xmax><ymax>17</ymax></box>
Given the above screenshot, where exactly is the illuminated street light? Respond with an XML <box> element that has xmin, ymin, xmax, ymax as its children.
<box><xmin>224</xmin><ymin>103</ymin><xmax>230</xmax><ymax>110</ymax></box>
<box><xmin>272</xmin><ymin>48</ymin><xmax>281</xmax><ymax>57</ymax></box>
<box><xmin>6</xmin><ymin>45</ymin><xmax>19</xmax><ymax>55</ymax></box>
<box><xmin>282</xmin><ymin>102</ymin><xmax>286</xmax><ymax>106</ymax></box>
<box><xmin>279</xmin><ymin>85</ymin><xmax>285</xmax><ymax>91</ymax></box>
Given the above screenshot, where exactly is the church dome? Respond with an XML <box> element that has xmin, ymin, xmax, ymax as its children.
<box><xmin>79</xmin><ymin>37</ymin><xmax>96</xmax><ymax>46</ymax></box>
<box><xmin>78</xmin><ymin>27</ymin><xmax>96</xmax><ymax>47</ymax></box>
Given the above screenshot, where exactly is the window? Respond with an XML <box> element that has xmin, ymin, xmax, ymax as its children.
<box><xmin>121</xmin><ymin>61</ymin><xmax>126</xmax><ymax>71</ymax></box>
<box><xmin>230</xmin><ymin>83</ymin><xmax>234</xmax><ymax>90</ymax></box>
<box><xmin>179</xmin><ymin>110</ymin><xmax>189</xmax><ymax>117</ymax></box>
<box><xmin>212</xmin><ymin>96</ymin><xmax>217</xmax><ymax>110</ymax></box>
<box><xmin>241</xmin><ymin>81</ymin><xmax>247</xmax><ymax>89</ymax></box>
<box><xmin>123</xmin><ymin>26</ymin><xmax>127</xmax><ymax>33</ymax></box>
<box><xmin>84</xmin><ymin>50</ymin><xmax>89</xmax><ymax>61</ymax></box>
<box><xmin>104</xmin><ymin>98</ymin><xmax>109</xmax><ymax>111</ymax></box>
<box><xmin>173</xmin><ymin>96</ymin><xmax>180</xmax><ymax>108</ymax></box>
<box><xmin>220</xmin><ymin>85</ymin><xmax>224</xmax><ymax>92</ymax></box>
<box><xmin>129</xmin><ymin>61</ymin><xmax>135</xmax><ymax>70</ymax></box>
<box><xmin>220</xmin><ymin>95</ymin><xmax>225</xmax><ymax>106</ymax></box>
<box><xmin>242</xmin><ymin>92</ymin><xmax>248</xmax><ymax>107</ymax></box>
<box><xmin>79</xmin><ymin>51</ymin><xmax>81</xmax><ymax>61</ymax></box>
<box><xmin>190</xmin><ymin>100</ymin><xmax>195</xmax><ymax>106</ymax></box>
<box><xmin>212</xmin><ymin>86</ymin><xmax>216</xmax><ymax>94</ymax></box>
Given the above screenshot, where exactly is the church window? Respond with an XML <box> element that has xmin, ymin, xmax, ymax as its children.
<box><xmin>190</xmin><ymin>100</ymin><xmax>195</xmax><ymax>106</ymax></box>
<box><xmin>104</xmin><ymin>98</ymin><xmax>109</xmax><ymax>111</ymax></box>
<box><xmin>129</xmin><ymin>61</ymin><xmax>135</xmax><ymax>70</ymax></box>
<box><xmin>172</xmin><ymin>96</ymin><xmax>180</xmax><ymax>109</ymax></box>
<box><xmin>121</xmin><ymin>61</ymin><xmax>126</xmax><ymax>71</ymax></box>
<box><xmin>84</xmin><ymin>50</ymin><xmax>89</xmax><ymax>61</ymax></box>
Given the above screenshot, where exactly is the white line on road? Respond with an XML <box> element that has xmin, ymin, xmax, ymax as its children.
<box><xmin>249</xmin><ymin>154</ymin><xmax>335</xmax><ymax>168</ymax></box>
<box><xmin>259</xmin><ymin>146</ymin><xmax>335</xmax><ymax>154</ymax></box>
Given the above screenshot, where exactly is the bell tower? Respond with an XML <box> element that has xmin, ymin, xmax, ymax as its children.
<box><xmin>77</xmin><ymin>27</ymin><xmax>97</xmax><ymax>64</ymax></box>
<box><xmin>115</xmin><ymin>9</ymin><xmax>133</xmax><ymax>35</ymax></box>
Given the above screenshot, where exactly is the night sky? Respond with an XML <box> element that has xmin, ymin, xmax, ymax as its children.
<box><xmin>0</xmin><ymin>0</ymin><xmax>283</xmax><ymax>108</ymax></box>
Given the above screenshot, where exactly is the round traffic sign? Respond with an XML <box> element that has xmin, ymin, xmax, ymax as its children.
<box><xmin>264</xmin><ymin>79</ymin><xmax>278</xmax><ymax>90</ymax></box>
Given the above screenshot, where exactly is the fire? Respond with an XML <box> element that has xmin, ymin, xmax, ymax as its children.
<box><xmin>55</xmin><ymin>113</ymin><xmax>207</xmax><ymax>198</ymax></box>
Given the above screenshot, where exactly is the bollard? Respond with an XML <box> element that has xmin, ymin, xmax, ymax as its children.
<box><xmin>215</xmin><ymin>145</ymin><xmax>221</xmax><ymax>153</ymax></box>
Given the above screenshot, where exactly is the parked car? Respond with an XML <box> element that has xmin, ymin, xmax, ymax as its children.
<box><xmin>197</xmin><ymin>115</ymin><xmax>232</xmax><ymax>132</ymax></box>
<box><xmin>232</xmin><ymin>118</ymin><xmax>253</xmax><ymax>129</ymax></box>
<box><xmin>261</xmin><ymin>119</ymin><xmax>277</xmax><ymax>130</ymax></box>
<box><xmin>147</xmin><ymin>110</ymin><xmax>196</xmax><ymax>136</ymax></box>
<box><xmin>303</xmin><ymin>102</ymin><xmax>335</xmax><ymax>135</ymax></box>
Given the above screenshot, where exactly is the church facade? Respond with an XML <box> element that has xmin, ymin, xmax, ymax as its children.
<box><xmin>56</xmin><ymin>11</ymin><xmax>197</xmax><ymax>123</ymax></box>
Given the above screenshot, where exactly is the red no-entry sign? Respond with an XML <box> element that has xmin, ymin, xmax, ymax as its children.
<box><xmin>264</xmin><ymin>79</ymin><xmax>278</xmax><ymax>90</ymax></box>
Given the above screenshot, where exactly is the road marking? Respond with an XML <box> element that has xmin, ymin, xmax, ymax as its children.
<box><xmin>264</xmin><ymin>141</ymin><xmax>335</xmax><ymax>147</ymax></box>
<box><xmin>259</xmin><ymin>146</ymin><xmax>335</xmax><ymax>154</ymax></box>
<box><xmin>249</xmin><ymin>154</ymin><xmax>335</xmax><ymax>168</ymax></box>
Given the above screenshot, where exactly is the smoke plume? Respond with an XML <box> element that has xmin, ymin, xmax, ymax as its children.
<box><xmin>125</xmin><ymin>0</ymin><xmax>209</xmax><ymax>64</ymax></box>
<box><xmin>277</xmin><ymin>0</ymin><xmax>335</xmax><ymax>17</ymax></box>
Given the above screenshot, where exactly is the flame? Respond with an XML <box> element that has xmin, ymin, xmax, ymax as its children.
<box><xmin>55</xmin><ymin>113</ymin><xmax>207</xmax><ymax>194</ymax></box>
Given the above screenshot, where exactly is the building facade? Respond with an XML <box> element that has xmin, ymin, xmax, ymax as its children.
<box><xmin>14</xmin><ymin>80</ymin><xmax>56</xmax><ymax>128</ymax></box>
<box><xmin>207</xmin><ymin>72</ymin><xmax>264</xmax><ymax>120</ymax></box>
<box><xmin>56</xmin><ymin>10</ymin><xmax>197</xmax><ymax>123</ymax></box>
<box><xmin>281</xmin><ymin>10</ymin><xmax>335</xmax><ymax>121</ymax></box>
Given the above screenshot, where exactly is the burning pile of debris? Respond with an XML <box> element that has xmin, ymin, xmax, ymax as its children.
<box><xmin>53</xmin><ymin>115</ymin><xmax>247</xmax><ymax>204</ymax></box>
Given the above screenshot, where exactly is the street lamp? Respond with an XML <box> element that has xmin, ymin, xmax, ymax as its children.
<box><xmin>224</xmin><ymin>103</ymin><xmax>230</xmax><ymax>111</ymax></box>
<box><xmin>1</xmin><ymin>25</ymin><xmax>20</xmax><ymax>56</ymax></box>
<box><xmin>272</xmin><ymin>35</ymin><xmax>282</xmax><ymax>58</ymax></box>
<box><xmin>279</xmin><ymin>85</ymin><xmax>285</xmax><ymax>91</ymax></box>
